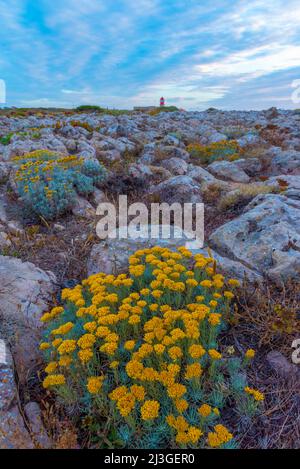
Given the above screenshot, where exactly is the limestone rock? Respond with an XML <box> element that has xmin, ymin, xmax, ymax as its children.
<box><xmin>209</xmin><ymin>194</ymin><xmax>300</xmax><ymax>283</ymax></box>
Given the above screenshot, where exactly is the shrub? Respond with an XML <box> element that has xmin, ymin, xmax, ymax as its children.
<box><xmin>14</xmin><ymin>150</ymin><xmax>107</xmax><ymax>219</ymax></box>
<box><xmin>149</xmin><ymin>106</ymin><xmax>179</xmax><ymax>116</ymax></box>
<box><xmin>40</xmin><ymin>246</ymin><xmax>264</xmax><ymax>449</ymax></box>
<box><xmin>70</xmin><ymin>120</ymin><xmax>94</xmax><ymax>132</ymax></box>
<box><xmin>222</xmin><ymin>126</ymin><xmax>248</xmax><ymax>139</ymax></box>
<box><xmin>75</xmin><ymin>105</ymin><xmax>105</xmax><ymax>113</ymax></box>
<box><xmin>201</xmin><ymin>182</ymin><xmax>224</xmax><ymax>204</ymax></box>
<box><xmin>218</xmin><ymin>184</ymin><xmax>277</xmax><ymax>212</ymax></box>
<box><xmin>236</xmin><ymin>280</ymin><xmax>300</xmax><ymax>348</ymax></box>
<box><xmin>187</xmin><ymin>141</ymin><xmax>240</xmax><ymax>165</ymax></box>
<box><xmin>0</xmin><ymin>132</ymin><xmax>13</xmax><ymax>145</ymax></box>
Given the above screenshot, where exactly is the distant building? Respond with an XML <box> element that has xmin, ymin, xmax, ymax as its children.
<box><xmin>160</xmin><ymin>97</ymin><xmax>165</xmax><ymax>107</ymax></box>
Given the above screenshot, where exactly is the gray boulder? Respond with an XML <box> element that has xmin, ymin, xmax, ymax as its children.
<box><xmin>209</xmin><ymin>194</ymin><xmax>300</xmax><ymax>283</ymax></box>
<box><xmin>0</xmin><ymin>256</ymin><xmax>57</xmax><ymax>383</ymax></box>
<box><xmin>149</xmin><ymin>175</ymin><xmax>202</xmax><ymax>204</ymax></box>
<box><xmin>161</xmin><ymin>157</ymin><xmax>188</xmax><ymax>175</ymax></box>
<box><xmin>207</xmin><ymin>160</ymin><xmax>250</xmax><ymax>183</ymax></box>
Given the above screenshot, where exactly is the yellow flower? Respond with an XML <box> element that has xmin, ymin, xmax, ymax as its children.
<box><xmin>200</xmin><ymin>280</ymin><xmax>212</xmax><ymax>288</ymax></box>
<box><xmin>244</xmin><ymin>386</ymin><xmax>264</xmax><ymax>401</ymax></box>
<box><xmin>131</xmin><ymin>385</ymin><xmax>145</xmax><ymax>401</ymax></box>
<box><xmin>96</xmin><ymin>326</ymin><xmax>110</xmax><ymax>337</ymax></box>
<box><xmin>167</xmin><ymin>383</ymin><xmax>187</xmax><ymax>399</ymax></box>
<box><xmin>117</xmin><ymin>393</ymin><xmax>136</xmax><ymax>417</ymax></box>
<box><xmin>45</xmin><ymin>362</ymin><xmax>58</xmax><ymax>374</ymax></box>
<box><xmin>40</xmin><ymin>342</ymin><xmax>50</xmax><ymax>350</ymax></box>
<box><xmin>52</xmin><ymin>338</ymin><xmax>63</xmax><ymax>348</ymax></box>
<box><xmin>124</xmin><ymin>340</ymin><xmax>135</xmax><ymax>351</ymax></box>
<box><xmin>141</xmin><ymin>400</ymin><xmax>160</xmax><ymax>420</ymax></box>
<box><xmin>228</xmin><ymin>278</ymin><xmax>240</xmax><ymax>287</ymax></box>
<box><xmin>187</xmin><ymin>426</ymin><xmax>203</xmax><ymax>444</ymax></box>
<box><xmin>198</xmin><ymin>404</ymin><xmax>211</xmax><ymax>418</ymax></box>
<box><xmin>245</xmin><ymin>349</ymin><xmax>255</xmax><ymax>359</ymax></box>
<box><xmin>224</xmin><ymin>291</ymin><xmax>234</xmax><ymax>299</ymax></box>
<box><xmin>110</xmin><ymin>361</ymin><xmax>119</xmax><ymax>369</ymax></box>
<box><xmin>57</xmin><ymin>339</ymin><xmax>76</xmax><ymax>355</ymax></box>
<box><xmin>43</xmin><ymin>374</ymin><xmax>66</xmax><ymax>389</ymax></box>
<box><xmin>186</xmin><ymin>278</ymin><xmax>198</xmax><ymax>288</ymax></box>
<box><xmin>109</xmin><ymin>386</ymin><xmax>128</xmax><ymax>400</ymax></box>
<box><xmin>129</xmin><ymin>265</ymin><xmax>145</xmax><ymax>277</ymax></box>
<box><xmin>77</xmin><ymin>333</ymin><xmax>96</xmax><ymax>349</ymax></box>
<box><xmin>83</xmin><ymin>321</ymin><xmax>97</xmax><ymax>333</ymax></box>
<box><xmin>207</xmin><ymin>432</ymin><xmax>221</xmax><ymax>448</ymax></box>
<box><xmin>99</xmin><ymin>341</ymin><xmax>118</xmax><ymax>356</ymax></box>
<box><xmin>128</xmin><ymin>314</ymin><xmax>141</xmax><ymax>325</ymax></box>
<box><xmin>87</xmin><ymin>376</ymin><xmax>104</xmax><ymax>394</ymax></box>
<box><xmin>152</xmin><ymin>289</ymin><xmax>163</xmax><ymax>299</ymax></box>
<box><xmin>188</xmin><ymin>344</ymin><xmax>206</xmax><ymax>359</ymax></box>
<box><xmin>168</xmin><ymin>346</ymin><xmax>183</xmax><ymax>360</ymax></box>
<box><xmin>59</xmin><ymin>355</ymin><xmax>72</xmax><ymax>367</ymax></box>
<box><xmin>208</xmin><ymin>313</ymin><xmax>222</xmax><ymax>326</ymax></box>
<box><xmin>195</xmin><ymin>295</ymin><xmax>205</xmax><ymax>302</ymax></box>
<box><xmin>126</xmin><ymin>360</ymin><xmax>144</xmax><ymax>379</ymax></box>
<box><xmin>149</xmin><ymin>303</ymin><xmax>158</xmax><ymax>312</ymax></box>
<box><xmin>175</xmin><ymin>399</ymin><xmax>188</xmax><ymax>413</ymax></box>
<box><xmin>78</xmin><ymin>348</ymin><xmax>93</xmax><ymax>363</ymax></box>
<box><xmin>166</xmin><ymin>415</ymin><xmax>188</xmax><ymax>432</ymax></box>
<box><xmin>51</xmin><ymin>322</ymin><xmax>74</xmax><ymax>335</ymax></box>
<box><xmin>208</xmin><ymin>349</ymin><xmax>222</xmax><ymax>360</ymax></box>
<box><xmin>213</xmin><ymin>293</ymin><xmax>222</xmax><ymax>299</ymax></box>
<box><xmin>185</xmin><ymin>363</ymin><xmax>203</xmax><ymax>379</ymax></box>
<box><xmin>154</xmin><ymin>344</ymin><xmax>165</xmax><ymax>355</ymax></box>
<box><xmin>175</xmin><ymin>431</ymin><xmax>190</xmax><ymax>445</ymax></box>
<box><xmin>209</xmin><ymin>300</ymin><xmax>218</xmax><ymax>308</ymax></box>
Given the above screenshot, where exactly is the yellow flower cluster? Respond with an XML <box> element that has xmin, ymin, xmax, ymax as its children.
<box><xmin>244</xmin><ymin>386</ymin><xmax>264</xmax><ymax>401</ymax></box>
<box><xmin>87</xmin><ymin>376</ymin><xmax>104</xmax><ymax>394</ymax></box>
<box><xmin>141</xmin><ymin>400</ymin><xmax>160</xmax><ymax>420</ymax></box>
<box><xmin>14</xmin><ymin>151</ymin><xmax>83</xmax><ymax>185</ymax></box>
<box><xmin>43</xmin><ymin>374</ymin><xmax>66</xmax><ymax>389</ymax></box>
<box><xmin>245</xmin><ymin>349</ymin><xmax>255</xmax><ymax>359</ymax></box>
<box><xmin>166</xmin><ymin>415</ymin><xmax>203</xmax><ymax>445</ymax></box>
<box><xmin>40</xmin><ymin>245</ymin><xmax>261</xmax><ymax>448</ymax></box>
<box><xmin>207</xmin><ymin>424</ymin><xmax>233</xmax><ymax>448</ymax></box>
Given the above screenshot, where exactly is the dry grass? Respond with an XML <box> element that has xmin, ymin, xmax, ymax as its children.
<box><xmin>218</xmin><ymin>184</ymin><xmax>277</xmax><ymax>212</ymax></box>
<box><xmin>219</xmin><ymin>279</ymin><xmax>300</xmax><ymax>448</ymax></box>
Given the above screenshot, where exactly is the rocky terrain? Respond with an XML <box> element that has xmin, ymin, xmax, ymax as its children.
<box><xmin>0</xmin><ymin>106</ymin><xmax>299</xmax><ymax>448</ymax></box>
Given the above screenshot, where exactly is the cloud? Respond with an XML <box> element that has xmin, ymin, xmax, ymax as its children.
<box><xmin>195</xmin><ymin>44</ymin><xmax>300</xmax><ymax>80</ymax></box>
<box><xmin>1</xmin><ymin>0</ymin><xmax>300</xmax><ymax>109</ymax></box>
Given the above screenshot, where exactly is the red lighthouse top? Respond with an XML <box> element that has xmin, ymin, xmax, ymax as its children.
<box><xmin>160</xmin><ymin>96</ymin><xmax>165</xmax><ymax>107</ymax></box>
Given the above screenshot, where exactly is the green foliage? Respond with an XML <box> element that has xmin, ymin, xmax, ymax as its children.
<box><xmin>75</xmin><ymin>105</ymin><xmax>105</xmax><ymax>113</ymax></box>
<box><xmin>0</xmin><ymin>132</ymin><xmax>13</xmax><ymax>145</ymax></box>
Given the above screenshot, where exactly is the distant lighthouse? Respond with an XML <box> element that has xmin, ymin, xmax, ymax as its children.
<box><xmin>160</xmin><ymin>96</ymin><xmax>165</xmax><ymax>107</ymax></box>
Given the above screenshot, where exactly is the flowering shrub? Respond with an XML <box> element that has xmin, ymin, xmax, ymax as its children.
<box><xmin>187</xmin><ymin>140</ymin><xmax>240</xmax><ymax>164</ymax></box>
<box><xmin>70</xmin><ymin>120</ymin><xmax>94</xmax><ymax>132</ymax></box>
<box><xmin>40</xmin><ymin>246</ymin><xmax>264</xmax><ymax>448</ymax></box>
<box><xmin>14</xmin><ymin>150</ymin><xmax>107</xmax><ymax>219</ymax></box>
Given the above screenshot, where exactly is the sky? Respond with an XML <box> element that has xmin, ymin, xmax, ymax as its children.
<box><xmin>0</xmin><ymin>0</ymin><xmax>300</xmax><ymax>110</ymax></box>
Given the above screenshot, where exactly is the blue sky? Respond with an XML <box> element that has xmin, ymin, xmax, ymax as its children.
<box><xmin>1</xmin><ymin>0</ymin><xmax>300</xmax><ymax>110</ymax></box>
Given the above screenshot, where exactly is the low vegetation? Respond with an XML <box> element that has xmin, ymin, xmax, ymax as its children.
<box><xmin>187</xmin><ymin>141</ymin><xmax>240</xmax><ymax>165</ymax></box>
<box><xmin>13</xmin><ymin>150</ymin><xmax>107</xmax><ymax>219</ymax></box>
<box><xmin>40</xmin><ymin>246</ymin><xmax>264</xmax><ymax>449</ymax></box>
<box><xmin>217</xmin><ymin>184</ymin><xmax>277</xmax><ymax>212</ymax></box>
